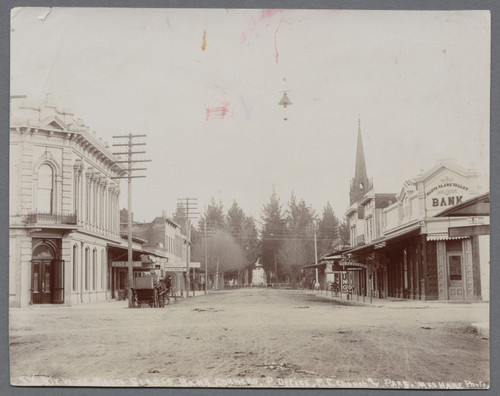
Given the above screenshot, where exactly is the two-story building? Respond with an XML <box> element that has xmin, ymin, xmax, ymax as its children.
<box><xmin>378</xmin><ymin>161</ymin><xmax>486</xmax><ymax>301</ymax></box>
<box><xmin>343</xmin><ymin>120</ymin><xmax>489</xmax><ymax>301</ymax></box>
<box><xmin>120</xmin><ymin>215</ymin><xmax>189</xmax><ymax>297</ymax></box>
<box><xmin>9</xmin><ymin>95</ymin><xmax>126</xmax><ymax>307</ymax></box>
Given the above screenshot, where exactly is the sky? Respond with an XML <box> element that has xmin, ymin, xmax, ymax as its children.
<box><xmin>10</xmin><ymin>8</ymin><xmax>490</xmax><ymax>225</ymax></box>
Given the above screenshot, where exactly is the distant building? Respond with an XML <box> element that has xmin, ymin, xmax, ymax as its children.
<box><xmin>120</xmin><ymin>214</ymin><xmax>189</xmax><ymax>296</ymax></box>
<box><xmin>9</xmin><ymin>95</ymin><xmax>124</xmax><ymax>307</ymax></box>
<box><xmin>252</xmin><ymin>258</ymin><xmax>267</xmax><ymax>286</ymax></box>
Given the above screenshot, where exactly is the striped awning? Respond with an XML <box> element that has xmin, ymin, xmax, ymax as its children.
<box><xmin>426</xmin><ymin>233</ymin><xmax>469</xmax><ymax>241</ymax></box>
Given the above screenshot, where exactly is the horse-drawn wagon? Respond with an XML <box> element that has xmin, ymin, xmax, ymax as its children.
<box><xmin>132</xmin><ymin>275</ymin><xmax>170</xmax><ymax>308</ymax></box>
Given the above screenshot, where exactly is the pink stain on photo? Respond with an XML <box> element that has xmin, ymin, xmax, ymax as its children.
<box><xmin>205</xmin><ymin>102</ymin><xmax>230</xmax><ymax>121</ymax></box>
<box><xmin>240</xmin><ymin>9</ymin><xmax>285</xmax><ymax>44</ymax></box>
<box><xmin>274</xmin><ymin>22</ymin><xmax>281</xmax><ymax>64</ymax></box>
<box><xmin>260</xmin><ymin>9</ymin><xmax>284</xmax><ymax>20</ymax></box>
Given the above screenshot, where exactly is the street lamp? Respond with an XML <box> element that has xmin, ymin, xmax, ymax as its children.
<box><xmin>278</xmin><ymin>91</ymin><xmax>292</xmax><ymax>121</ymax></box>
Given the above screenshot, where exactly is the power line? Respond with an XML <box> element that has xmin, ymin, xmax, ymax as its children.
<box><xmin>112</xmin><ymin>133</ymin><xmax>151</xmax><ymax>308</ymax></box>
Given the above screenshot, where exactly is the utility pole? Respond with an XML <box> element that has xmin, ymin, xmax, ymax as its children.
<box><xmin>112</xmin><ymin>134</ymin><xmax>151</xmax><ymax>308</ymax></box>
<box><xmin>314</xmin><ymin>222</ymin><xmax>319</xmax><ymax>291</ymax></box>
<box><xmin>204</xmin><ymin>218</ymin><xmax>208</xmax><ymax>294</ymax></box>
<box><xmin>176</xmin><ymin>198</ymin><xmax>199</xmax><ymax>297</ymax></box>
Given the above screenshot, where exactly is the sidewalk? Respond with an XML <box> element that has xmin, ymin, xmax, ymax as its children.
<box><xmin>11</xmin><ymin>290</ymin><xmax>210</xmax><ymax>311</ymax></box>
<box><xmin>303</xmin><ymin>289</ymin><xmax>489</xmax><ymax>337</ymax></box>
<box><xmin>304</xmin><ymin>288</ymin><xmax>489</xmax><ymax>308</ymax></box>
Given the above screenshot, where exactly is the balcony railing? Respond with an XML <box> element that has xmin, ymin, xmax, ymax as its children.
<box><xmin>25</xmin><ymin>212</ymin><xmax>77</xmax><ymax>225</ymax></box>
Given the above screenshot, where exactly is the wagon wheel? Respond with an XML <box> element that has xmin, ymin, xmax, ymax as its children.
<box><xmin>132</xmin><ymin>289</ymin><xmax>139</xmax><ymax>308</ymax></box>
<box><xmin>153</xmin><ymin>289</ymin><xmax>159</xmax><ymax>308</ymax></box>
<box><xmin>158</xmin><ymin>291</ymin><xmax>165</xmax><ymax>308</ymax></box>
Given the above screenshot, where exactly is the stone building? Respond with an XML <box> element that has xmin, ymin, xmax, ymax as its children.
<box><xmin>9</xmin><ymin>95</ymin><xmax>124</xmax><ymax>307</ymax></box>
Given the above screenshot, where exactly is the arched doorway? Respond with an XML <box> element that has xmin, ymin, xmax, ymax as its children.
<box><xmin>31</xmin><ymin>242</ymin><xmax>64</xmax><ymax>304</ymax></box>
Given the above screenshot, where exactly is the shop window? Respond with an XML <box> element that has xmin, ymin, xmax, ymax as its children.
<box><xmin>119</xmin><ymin>271</ymin><xmax>127</xmax><ymax>289</ymax></box>
<box><xmin>446</xmin><ymin>239</ymin><xmax>462</xmax><ymax>252</ymax></box>
<box><xmin>72</xmin><ymin>245</ymin><xmax>78</xmax><ymax>291</ymax></box>
<box><xmin>449</xmin><ymin>255</ymin><xmax>462</xmax><ymax>281</ymax></box>
<box><xmin>101</xmin><ymin>250</ymin><xmax>106</xmax><ymax>290</ymax></box>
<box><xmin>33</xmin><ymin>262</ymin><xmax>40</xmax><ymax>293</ymax></box>
<box><xmin>92</xmin><ymin>249</ymin><xmax>97</xmax><ymax>290</ymax></box>
<box><xmin>85</xmin><ymin>248</ymin><xmax>89</xmax><ymax>290</ymax></box>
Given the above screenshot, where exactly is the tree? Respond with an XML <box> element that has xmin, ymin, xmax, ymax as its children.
<box><xmin>191</xmin><ymin>228</ymin><xmax>246</xmax><ymax>288</ymax></box>
<box><xmin>317</xmin><ymin>202</ymin><xmax>340</xmax><ymax>257</ymax></box>
<box><xmin>260</xmin><ymin>188</ymin><xmax>286</xmax><ymax>281</ymax></box>
<box><xmin>200</xmin><ymin>197</ymin><xmax>226</xmax><ymax>231</ymax></box>
<box><xmin>192</xmin><ymin>199</ymin><xmax>256</xmax><ymax>288</ymax></box>
<box><xmin>278</xmin><ymin>193</ymin><xmax>316</xmax><ymax>283</ymax></box>
<box><xmin>227</xmin><ymin>201</ymin><xmax>245</xmax><ymax>235</ymax></box>
<box><xmin>337</xmin><ymin>219</ymin><xmax>350</xmax><ymax>248</ymax></box>
<box><xmin>241</xmin><ymin>216</ymin><xmax>260</xmax><ymax>265</ymax></box>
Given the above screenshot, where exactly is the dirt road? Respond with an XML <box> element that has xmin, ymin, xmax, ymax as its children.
<box><xmin>9</xmin><ymin>288</ymin><xmax>489</xmax><ymax>388</ymax></box>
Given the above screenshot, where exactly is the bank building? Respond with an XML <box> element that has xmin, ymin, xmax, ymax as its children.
<box><xmin>327</xmin><ymin>120</ymin><xmax>489</xmax><ymax>302</ymax></box>
<box><xmin>10</xmin><ymin>95</ymin><xmax>129</xmax><ymax>307</ymax></box>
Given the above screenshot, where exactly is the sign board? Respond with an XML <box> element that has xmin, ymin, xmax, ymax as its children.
<box><xmin>424</xmin><ymin>171</ymin><xmax>474</xmax><ymax>216</ymax></box>
<box><xmin>164</xmin><ymin>262</ymin><xmax>201</xmax><ymax>272</ymax></box>
<box><xmin>165</xmin><ymin>267</ymin><xmax>187</xmax><ymax>272</ymax></box>
<box><xmin>112</xmin><ymin>261</ymin><xmax>143</xmax><ymax>268</ymax></box>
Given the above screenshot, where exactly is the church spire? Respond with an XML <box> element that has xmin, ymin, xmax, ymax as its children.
<box><xmin>350</xmin><ymin>116</ymin><xmax>371</xmax><ymax>205</ymax></box>
<box><xmin>354</xmin><ymin>115</ymin><xmax>368</xmax><ymax>182</ymax></box>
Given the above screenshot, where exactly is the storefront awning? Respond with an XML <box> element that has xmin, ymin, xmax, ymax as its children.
<box><xmin>383</xmin><ymin>224</ymin><xmax>422</xmax><ymax>244</ymax></box>
<box><xmin>303</xmin><ymin>262</ymin><xmax>326</xmax><ymax>270</ymax></box>
<box><xmin>107</xmin><ymin>242</ymin><xmax>143</xmax><ymax>254</ymax></box>
<box><xmin>426</xmin><ymin>233</ymin><xmax>469</xmax><ymax>241</ymax></box>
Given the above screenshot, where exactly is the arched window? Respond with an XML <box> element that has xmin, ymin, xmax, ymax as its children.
<box><xmin>92</xmin><ymin>249</ymin><xmax>97</xmax><ymax>290</ymax></box>
<box><xmin>101</xmin><ymin>250</ymin><xmax>106</xmax><ymax>290</ymax></box>
<box><xmin>85</xmin><ymin>247</ymin><xmax>89</xmax><ymax>290</ymax></box>
<box><xmin>72</xmin><ymin>245</ymin><xmax>78</xmax><ymax>291</ymax></box>
<box><xmin>37</xmin><ymin>164</ymin><xmax>54</xmax><ymax>213</ymax></box>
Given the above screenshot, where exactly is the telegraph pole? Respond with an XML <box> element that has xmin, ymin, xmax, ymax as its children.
<box><xmin>314</xmin><ymin>222</ymin><xmax>319</xmax><ymax>291</ymax></box>
<box><xmin>112</xmin><ymin>134</ymin><xmax>151</xmax><ymax>308</ymax></box>
<box><xmin>204</xmin><ymin>218</ymin><xmax>208</xmax><ymax>294</ymax></box>
<box><xmin>176</xmin><ymin>198</ymin><xmax>199</xmax><ymax>297</ymax></box>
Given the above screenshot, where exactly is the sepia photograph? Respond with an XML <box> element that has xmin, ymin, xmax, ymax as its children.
<box><xmin>8</xmin><ymin>7</ymin><xmax>490</xmax><ymax>389</ymax></box>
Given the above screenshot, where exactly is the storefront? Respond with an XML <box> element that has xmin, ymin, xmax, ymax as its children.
<box><xmin>344</xmin><ymin>160</ymin><xmax>488</xmax><ymax>302</ymax></box>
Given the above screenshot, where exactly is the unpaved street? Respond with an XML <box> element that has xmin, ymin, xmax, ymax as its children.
<box><xmin>9</xmin><ymin>288</ymin><xmax>489</xmax><ymax>388</ymax></box>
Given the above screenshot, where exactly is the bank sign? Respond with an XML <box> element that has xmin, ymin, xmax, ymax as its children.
<box><xmin>425</xmin><ymin>173</ymin><xmax>472</xmax><ymax>214</ymax></box>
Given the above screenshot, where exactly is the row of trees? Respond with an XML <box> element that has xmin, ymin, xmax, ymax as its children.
<box><xmin>261</xmin><ymin>190</ymin><xmax>349</xmax><ymax>284</ymax></box>
<box><xmin>174</xmin><ymin>191</ymin><xmax>349</xmax><ymax>286</ymax></box>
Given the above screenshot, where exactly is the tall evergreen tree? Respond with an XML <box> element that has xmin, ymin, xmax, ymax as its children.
<box><xmin>317</xmin><ymin>202</ymin><xmax>340</xmax><ymax>257</ymax></box>
<box><xmin>200</xmin><ymin>197</ymin><xmax>226</xmax><ymax>231</ymax></box>
<box><xmin>227</xmin><ymin>201</ymin><xmax>245</xmax><ymax>236</ymax></box>
<box><xmin>260</xmin><ymin>188</ymin><xmax>285</xmax><ymax>281</ymax></box>
<box><xmin>338</xmin><ymin>218</ymin><xmax>351</xmax><ymax>248</ymax></box>
<box><xmin>278</xmin><ymin>193</ymin><xmax>316</xmax><ymax>283</ymax></box>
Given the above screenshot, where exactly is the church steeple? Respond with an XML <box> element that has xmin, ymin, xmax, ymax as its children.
<box><xmin>350</xmin><ymin>117</ymin><xmax>372</xmax><ymax>205</ymax></box>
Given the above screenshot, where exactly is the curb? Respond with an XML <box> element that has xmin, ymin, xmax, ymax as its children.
<box><xmin>471</xmin><ymin>322</ymin><xmax>489</xmax><ymax>338</ymax></box>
